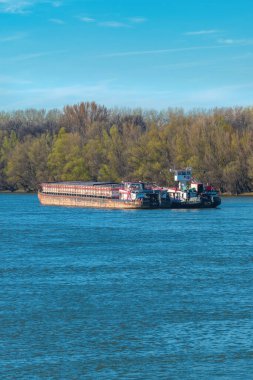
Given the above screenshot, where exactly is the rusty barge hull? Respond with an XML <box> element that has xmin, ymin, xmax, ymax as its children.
<box><xmin>38</xmin><ymin>192</ymin><xmax>148</xmax><ymax>209</ymax></box>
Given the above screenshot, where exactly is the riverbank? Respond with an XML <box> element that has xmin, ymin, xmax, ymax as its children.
<box><xmin>1</xmin><ymin>190</ymin><xmax>253</xmax><ymax>196</ymax></box>
<box><xmin>0</xmin><ymin>189</ymin><xmax>33</xmax><ymax>193</ymax></box>
<box><xmin>221</xmin><ymin>192</ymin><xmax>253</xmax><ymax>197</ymax></box>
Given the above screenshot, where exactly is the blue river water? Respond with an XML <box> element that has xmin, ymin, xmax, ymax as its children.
<box><xmin>0</xmin><ymin>194</ymin><xmax>253</xmax><ymax>379</ymax></box>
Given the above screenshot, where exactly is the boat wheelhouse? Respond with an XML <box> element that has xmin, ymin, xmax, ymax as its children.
<box><xmin>168</xmin><ymin>168</ymin><xmax>221</xmax><ymax>208</ymax></box>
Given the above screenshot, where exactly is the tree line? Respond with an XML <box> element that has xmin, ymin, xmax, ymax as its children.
<box><xmin>1</xmin><ymin>101</ymin><xmax>253</xmax><ymax>194</ymax></box>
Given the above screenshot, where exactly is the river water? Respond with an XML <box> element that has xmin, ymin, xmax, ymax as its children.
<box><xmin>0</xmin><ymin>194</ymin><xmax>253</xmax><ymax>379</ymax></box>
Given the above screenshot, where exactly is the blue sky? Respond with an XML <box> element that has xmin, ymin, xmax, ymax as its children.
<box><xmin>1</xmin><ymin>0</ymin><xmax>253</xmax><ymax>110</ymax></box>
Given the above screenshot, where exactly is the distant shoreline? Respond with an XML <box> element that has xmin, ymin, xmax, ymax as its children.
<box><xmin>222</xmin><ymin>192</ymin><xmax>253</xmax><ymax>197</ymax></box>
<box><xmin>0</xmin><ymin>190</ymin><xmax>35</xmax><ymax>194</ymax></box>
<box><xmin>1</xmin><ymin>190</ymin><xmax>253</xmax><ymax>197</ymax></box>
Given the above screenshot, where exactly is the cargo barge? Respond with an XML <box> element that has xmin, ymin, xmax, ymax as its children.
<box><xmin>38</xmin><ymin>181</ymin><xmax>171</xmax><ymax>209</ymax></box>
<box><xmin>38</xmin><ymin>169</ymin><xmax>221</xmax><ymax>210</ymax></box>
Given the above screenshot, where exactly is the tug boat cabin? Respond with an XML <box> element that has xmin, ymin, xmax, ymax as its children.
<box><xmin>167</xmin><ymin>169</ymin><xmax>221</xmax><ymax>208</ymax></box>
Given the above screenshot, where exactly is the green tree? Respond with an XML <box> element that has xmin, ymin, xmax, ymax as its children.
<box><xmin>48</xmin><ymin>128</ymin><xmax>89</xmax><ymax>181</ymax></box>
<box><xmin>97</xmin><ymin>126</ymin><xmax>127</xmax><ymax>182</ymax></box>
<box><xmin>0</xmin><ymin>131</ymin><xmax>18</xmax><ymax>190</ymax></box>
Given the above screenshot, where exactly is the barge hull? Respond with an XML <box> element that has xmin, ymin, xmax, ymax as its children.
<box><xmin>38</xmin><ymin>192</ymin><xmax>152</xmax><ymax>209</ymax></box>
<box><xmin>170</xmin><ymin>200</ymin><xmax>221</xmax><ymax>209</ymax></box>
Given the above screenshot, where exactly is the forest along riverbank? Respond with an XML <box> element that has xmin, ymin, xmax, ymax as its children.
<box><xmin>1</xmin><ymin>103</ymin><xmax>253</xmax><ymax>195</ymax></box>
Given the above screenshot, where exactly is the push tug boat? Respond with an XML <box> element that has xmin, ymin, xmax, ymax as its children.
<box><xmin>38</xmin><ymin>181</ymin><xmax>171</xmax><ymax>209</ymax></box>
<box><xmin>167</xmin><ymin>168</ymin><xmax>221</xmax><ymax>209</ymax></box>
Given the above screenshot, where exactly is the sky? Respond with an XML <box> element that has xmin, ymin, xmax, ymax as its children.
<box><xmin>1</xmin><ymin>0</ymin><xmax>253</xmax><ymax>111</ymax></box>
